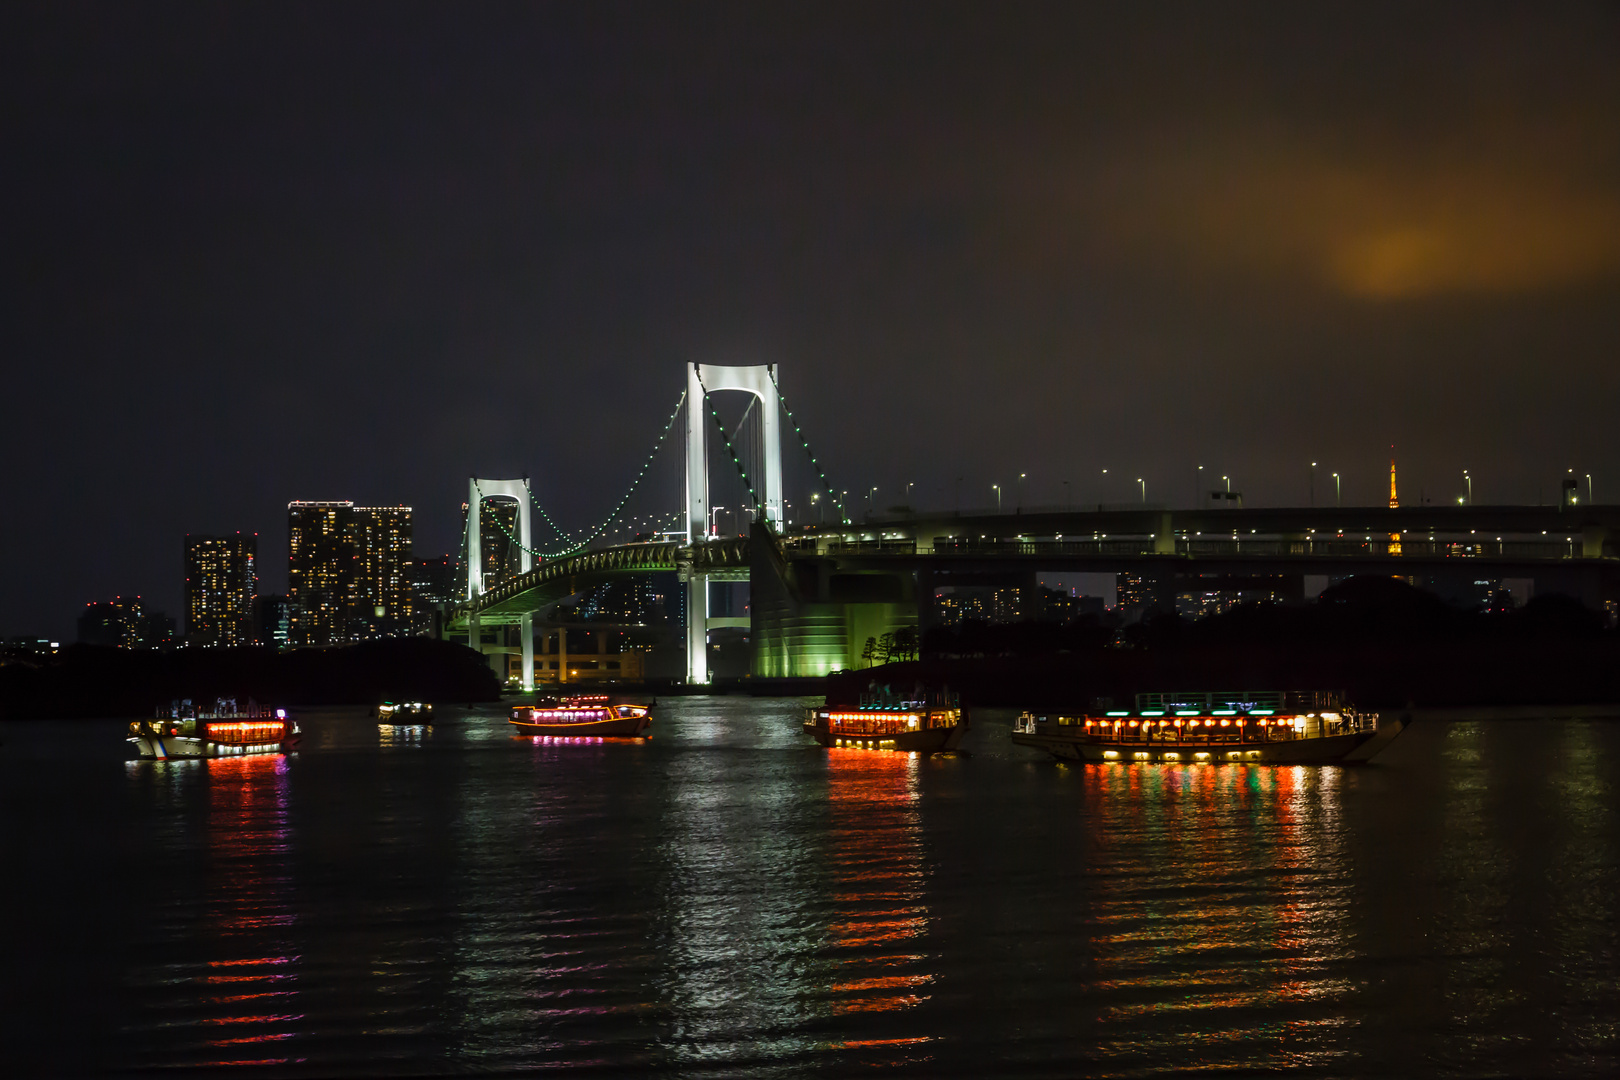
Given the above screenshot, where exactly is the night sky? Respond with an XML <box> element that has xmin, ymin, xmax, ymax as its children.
<box><xmin>5</xmin><ymin>3</ymin><xmax>1619</xmax><ymax>638</ymax></box>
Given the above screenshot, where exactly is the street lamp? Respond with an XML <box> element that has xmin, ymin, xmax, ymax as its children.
<box><xmin>709</xmin><ymin>506</ymin><xmax>727</xmax><ymax>536</ymax></box>
<box><xmin>1310</xmin><ymin>462</ymin><xmax>1317</xmax><ymax>507</ymax></box>
<box><xmin>1222</xmin><ymin>475</ymin><xmax>1231</xmax><ymax>493</ymax></box>
<box><xmin>992</xmin><ymin>484</ymin><xmax>1002</xmax><ymax>511</ymax></box>
<box><xmin>1137</xmin><ymin>478</ymin><xmax>1146</xmax><ymax>504</ymax></box>
<box><xmin>1194</xmin><ymin>464</ymin><xmax>1204</xmax><ymax>508</ymax></box>
<box><xmin>1588</xmin><ymin>474</ymin><xmax>1594</xmax><ymax>503</ymax></box>
<box><xmin>1017</xmin><ymin>473</ymin><xmax>1027</xmax><ymax>512</ymax></box>
<box><xmin>1332</xmin><ymin>472</ymin><xmax>1341</xmax><ymax>507</ymax></box>
<box><xmin>1463</xmin><ymin>470</ymin><xmax>1471</xmax><ymax>505</ymax></box>
<box><xmin>811</xmin><ymin>492</ymin><xmax>823</xmax><ymax>524</ymax></box>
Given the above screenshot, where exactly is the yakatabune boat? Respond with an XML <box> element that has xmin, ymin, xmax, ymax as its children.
<box><xmin>375</xmin><ymin>700</ymin><xmax>432</xmax><ymax>722</ymax></box>
<box><xmin>1012</xmin><ymin>690</ymin><xmax>1404</xmax><ymax>764</ymax></box>
<box><xmin>509</xmin><ymin>695</ymin><xmax>651</xmax><ymax>737</ymax></box>
<box><xmin>805</xmin><ymin>685</ymin><xmax>967</xmax><ymax>753</ymax></box>
<box><xmin>128</xmin><ymin>698</ymin><xmax>300</xmax><ymax>760</ymax></box>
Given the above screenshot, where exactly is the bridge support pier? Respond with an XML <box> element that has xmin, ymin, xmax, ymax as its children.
<box><xmin>520</xmin><ymin>614</ymin><xmax>534</xmax><ymax>692</ymax></box>
<box><xmin>687</xmin><ymin>573</ymin><xmax>709</xmax><ymax>684</ymax></box>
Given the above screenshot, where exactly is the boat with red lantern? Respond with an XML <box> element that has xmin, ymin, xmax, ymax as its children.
<box><xmin>805</xmin><ymin>684</ymin><xmax>968</xmax><ymax>753</ymax></box>
<box><xmin>509</xmin><ymin>694</ymin><xmax>652</xmax><ymax>737</ymax></box>
<box><xmin>1011</xmin><ymin>690</ymin><xmax>1403</xmax><ymax>764</ymax></box>
<box><xmin>128</xmin><ymin>698</ymin><xmax>300</xmax><ymax>760</ymax></box>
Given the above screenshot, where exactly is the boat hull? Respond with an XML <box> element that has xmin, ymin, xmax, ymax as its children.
<box><xmin>511</xmin><ymin>705</ymin><xmax>651</xmax><ymax>738</ymax></box>
<box><xmin>1013</xmin><ymin>718</ymin><xmax>1404</xmax><ymax>764</ymax></box>
<box><xmin>129</xmin><ymin>733</ymin><xmax>298</xmax><ymax>759</ymax></box>
<box><xmin>805</xmin><ymin>722</ymin><xmax>966</xmax><ymax>752</ymax></box>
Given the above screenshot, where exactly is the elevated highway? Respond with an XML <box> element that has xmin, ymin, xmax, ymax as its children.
<box><xmin>450</xmin><ymin>503</ymin><xmax>1618</xmax><ymax>683</ymax></box>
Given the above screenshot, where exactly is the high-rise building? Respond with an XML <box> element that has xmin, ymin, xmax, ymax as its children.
<box><xmin>254</xmin><ymin>594</ymin><xmax>292</xmax><ymax>648</ymax></box>
<box><xmin>288</xmin><ymin>501</ymin><xmax>352</xmax><ymax>646</ymax></box>
<box><xmin>408</xmin><ymin>555</ymin><xmax>458</xmax><ymax>609</ymax></box>
<box><xmin>79</xmin><ymin>596</ymin><xmax>146</xmax><ymax>648</ymax></box>
<box><xmin>350</xmin><ymin>506</ymin><xmax>413</xmax><ymax>638</ymax></box>
<box><xmin>287</xmin><ymin>501</ymin><xmax>414</xmax><ymax>645</ymax></box>
<box><xmin>184</xmin><ymin>534</ymin><xmax>257</xmax><ymax>647</ymax></box>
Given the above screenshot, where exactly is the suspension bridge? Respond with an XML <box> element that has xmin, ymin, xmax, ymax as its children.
<box><xmin>444</xmin><ymin>363</ymin><xmax>1620</xmax><ymax>689</ymax></box>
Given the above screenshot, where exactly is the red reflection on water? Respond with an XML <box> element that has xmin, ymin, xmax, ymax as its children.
<box><xmin>1076</xmin><ymin>760</ymin><xmax>1351</xmax><ymax>1056</ymax></box>
<box><xmin>198</xmin><ymin>754</ymin><xmax>302</xmax><ymax>1065</ymax></box>
<box><xmin>824</xmin><ymin>751</ymin><xmax>935</xmax><ymax>1042</ymax></box>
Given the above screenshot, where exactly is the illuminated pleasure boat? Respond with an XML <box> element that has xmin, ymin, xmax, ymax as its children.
<box><xmin>1011</xmin><ymin>691</ymin><xmax>1403</xmax><ymax>764</ymax></box>
<box><xmin>509</xmin><ymin>694</ymin><xmax>652</xmax><ymax>737</ymax></box>
<box><xmin>375</xmin><ymin>700</ymin><xmax>432</xmax><ymax>722</ymax></box>
<box><xmin>128</xmin><ymin>698</ymin><xmax>300</xmax><ymax>760</ymax></box>
<box><xmin>805</xmin><ymin>686</ymin><xmax>968</xmax><ymax>753</ymax></box>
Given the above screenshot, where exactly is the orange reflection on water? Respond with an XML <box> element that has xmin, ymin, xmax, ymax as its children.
<box><xmin>824</xmin><ymin>750</ymin><xmax>936</xmax><ymax>1039</ymax></box>
<box><xmin>199</xmin><ymin>754</ymin><xmax>302</xmax><ymax>1065</ymax></box>
<box><xmin>1078</xmin><ymin>762</ymin><xmax>1353</xmax><ymax>1062</ymax></box>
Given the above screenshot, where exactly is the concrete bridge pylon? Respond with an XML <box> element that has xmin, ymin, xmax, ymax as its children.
<box><xmin>465</xmin><ymin>477</ymin><xmax>535</xmax><ymax>691</ymax></box>
<box><xmin>683</xmin><ymin>363</ymin><xmax>784</xmax><ymax>684</ymax></box>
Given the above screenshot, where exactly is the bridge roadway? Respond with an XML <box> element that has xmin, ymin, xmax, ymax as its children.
<box><xmin>448</xmin><ymin>504</ymin><xmax>1618</xmax><ymax>680</ymax></box>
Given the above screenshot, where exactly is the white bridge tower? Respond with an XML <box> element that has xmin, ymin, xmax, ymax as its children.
<box><xmin>683</xmin><ymin>363</ymin><xmax>784</xmax><ymax>684</ymax></box>
<box><xmin>464</xmin><ymin>477</ymin><xmax>536</xmax><ymax>691</ymax></box>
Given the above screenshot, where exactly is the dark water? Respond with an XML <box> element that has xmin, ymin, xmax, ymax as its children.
<box><xmin>3</xmin><ymin>700</ymin><xmax>1618</xmax><ymax>1077</ymax></box>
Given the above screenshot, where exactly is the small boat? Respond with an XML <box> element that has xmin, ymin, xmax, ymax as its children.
<box><xmin>375</xmin><ymin>700</ymin><xmax>432</xmax><ymax>722</ymax></box>
<box><xmin>509</xmin><ymin>694</ymin><xmax>651</xmax><ymax>737</ymax></box>
<box><xmin>805</xmin><ymin>684</ymin><xmax>967</xmax><ymax>753</ymax></box>
<box><xmin>128</xmin><ymin>698</ymin><xmax>299</xmax><ymax>760</ymax></box>
<box><xmin>1012</xmin><ymin>690</ymin><xmax>1403</xmax><ymax>764</ymax></box>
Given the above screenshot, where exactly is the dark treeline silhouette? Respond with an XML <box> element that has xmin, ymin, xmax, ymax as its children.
<box><xmin>839</xmin><ymin>576</ymin><xmax>1620</xmax><ymax>710</ymax></box>
<box><xmin>0</xmin><ymin>637</ymin><xmax>501</xmax><ymax>720</ymax></box>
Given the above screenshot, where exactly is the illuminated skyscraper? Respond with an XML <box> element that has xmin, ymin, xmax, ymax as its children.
<box><xmin>408</xmin><ymin>555</ymin><xmax>459</xmax><ymax>608</ymax></box>
<box><xmin>287</xmin><ymin>501</ymin><xmax>414</xmax><ymax>645</ymax></box>
<box><xmin>78</xmin><ymin>596</ymin><xmax>145</xmax><ymax>649</ymax></box>
<box><xmin>288</xmin><ymin>501</ymin><xmax>354</xmax><ymax>646</ymax></box>
<box><xmin>184</xmin><ymin>534</ymin><xmax>257</xmax><ymax>647</ymax></box>
<box><xmin>350</xmin><ymin>505</ymin><xmax>413</xmax><ymax>638</ymax></box>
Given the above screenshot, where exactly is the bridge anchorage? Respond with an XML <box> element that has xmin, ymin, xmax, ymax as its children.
<box><xmin>445</xmin><ymin>367</ymin><xmax>1620</xmax><ymax>691</ymax></box>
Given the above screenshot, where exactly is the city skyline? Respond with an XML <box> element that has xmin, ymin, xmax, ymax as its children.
<box><xmin>5</xmin><ymin>4</ymin><xmax>1619</xmax><ymax>638</ymax></box>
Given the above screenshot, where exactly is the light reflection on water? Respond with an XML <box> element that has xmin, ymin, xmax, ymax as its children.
<box><xmin>2</xmin><ymin>705</ymin><xmax>1617</xmax><ymax>1075</ymax></box>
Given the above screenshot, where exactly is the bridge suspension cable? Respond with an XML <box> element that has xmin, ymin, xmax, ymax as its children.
<box><xmin>472</xmin><ymin>389</ymin><xmax>689</xmax><ymax>562</ymax></box>
<box><xmin>768</xmin><ymin>369</ymin><xmax>851</xmax><ymax>525</ymax></box>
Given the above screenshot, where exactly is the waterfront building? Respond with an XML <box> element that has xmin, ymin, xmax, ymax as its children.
<box><xmin>287</xmin><ymin>501</ymin><xmax>414</xmax><ymax>645</ymax></box>
<box><xmin>184</xmin><ymin>534</ymin><xmax>257</xmax><ymax>647</ymax></box>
